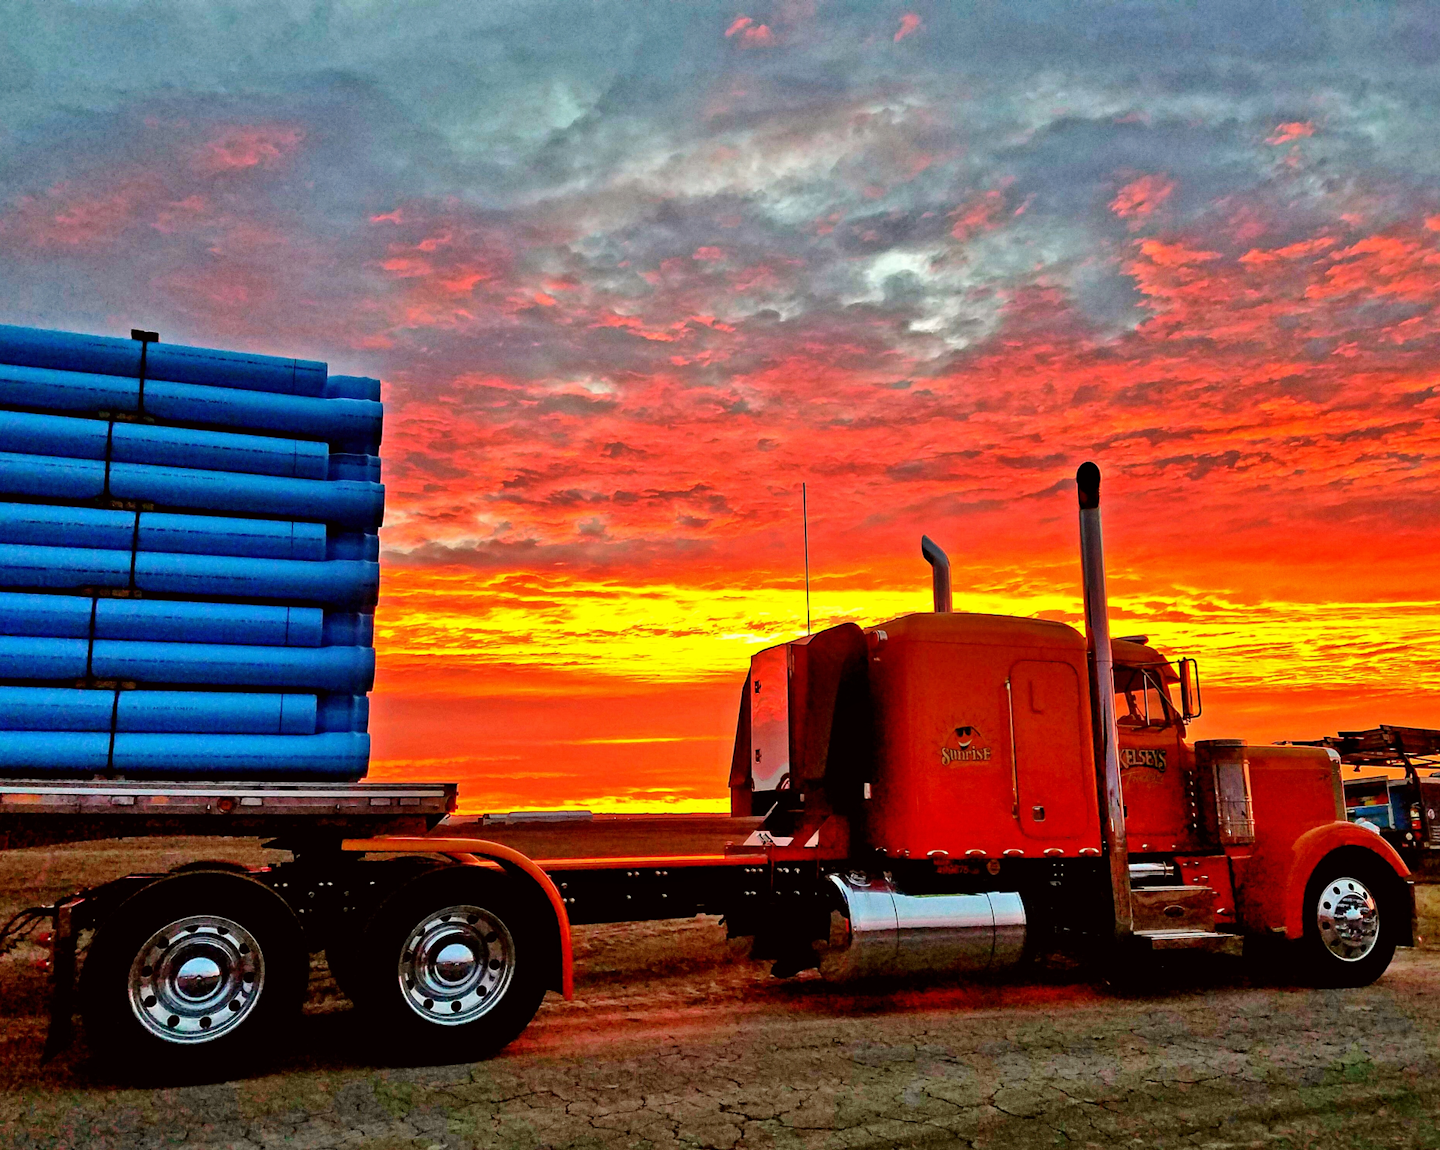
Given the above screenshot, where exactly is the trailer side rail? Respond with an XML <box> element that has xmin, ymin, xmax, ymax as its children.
<box><xmin>0</xmin><ymin>779</ymin><xmax>457</xmax><ymax>849</ymax></box>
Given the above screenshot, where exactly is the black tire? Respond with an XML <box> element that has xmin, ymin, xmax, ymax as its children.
<box><xmin>1300</xmin><ymin>852</ymin><xmax>1400</xmax><ymax>988</ymax></box>
<box><xmin>353</xmin><ymin>867</ymin><xmax>549</xmax><ymax>1063</ymax></box>
<box><xmin>80</xmin><ymin>872</ymin><xmax>307</xmax><ymax>1082</ymax></box>
<box><xmin>325</xmin><ymin>857</ymin><xmax>448</xmax><ymax>1007</ymax></box>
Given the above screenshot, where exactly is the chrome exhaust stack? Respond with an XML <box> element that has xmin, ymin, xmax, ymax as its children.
<box><xmin>920</xmin><ymin>535</ymin><xmax>952</xmax><ymax>613</ymax></box>
<box><xmin>818</xmin><ymin>873</ymin><xmax>1026</xmax><ymax>980</ymax></box>
<box><xmin>1076</xmin><ymin>462</ymin><xmax>1132</xmax><ymax>939</ymax></box>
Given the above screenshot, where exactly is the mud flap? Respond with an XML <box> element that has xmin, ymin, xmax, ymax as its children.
<box><xmin>41</xmin><ymin>898</ymin><xmax>83</xmax><ymax>1063</ymax></box>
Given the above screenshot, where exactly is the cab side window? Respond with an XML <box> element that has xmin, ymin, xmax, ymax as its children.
<box><xmin>1114</xmin><ymin>667</ymin><xmax>1174</xmax><ymax>729</ymax></box>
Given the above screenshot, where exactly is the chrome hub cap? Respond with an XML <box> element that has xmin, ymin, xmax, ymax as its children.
<box><xmin>397</xmin><ymin>904</ymin><xmax>513</xmax><ymax>1026</ymax></box>
<box><xmin>128</xmin><ymin>915</ymin><xmax>264</xmax><ymax>1044</ymax></box>
<box><xmin>1316</xmin><ymin>876</ymin><xmax>1380</xmax><ymax>961</ymax></box>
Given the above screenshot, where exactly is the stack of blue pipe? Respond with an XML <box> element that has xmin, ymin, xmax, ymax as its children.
<box><xmin>0</xmin><ymin>324</ymin><xmax>383</xmax><ymax>779</ymax></box>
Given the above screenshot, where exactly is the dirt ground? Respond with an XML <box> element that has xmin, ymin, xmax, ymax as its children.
<box><xmin>2</xmin><ymin>834</ymin><xmax>1440</xmax><ymax>1149</ymax></box>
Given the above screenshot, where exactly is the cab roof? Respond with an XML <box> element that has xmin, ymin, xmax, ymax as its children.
<box><xmin>873</xmin><ymin>611</ymin><xmax>1086</xmax><ymax>651</ymax></box>
<box><xmin>1112</xmin><ymin>637</ymin><xmax>1180</xmax><ymax>685</ymax></box>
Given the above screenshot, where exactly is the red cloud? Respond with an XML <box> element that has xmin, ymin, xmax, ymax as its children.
<box><xmin>724</xmin><ymin>17</ymin><xmax>774</xmax><ymax>46</ymax></box>
<box><xmin>895</xmin><ymin>13</ymin><xmax>922</xmax><ymax>42</ymax></box>
<box><xmin>1110</xmin><ymin>174</ymin><xmax>1175</xmax><ymax>223</ymax></box>
<box><xmin>194</xmin><ymin>125</ymin><xmax>305</xmax><ymax>173</ymax></box>
<box><xmin>948</xmin><ymin>190</ymin><xmax>1007</xmax><ymax>241</ymax></box>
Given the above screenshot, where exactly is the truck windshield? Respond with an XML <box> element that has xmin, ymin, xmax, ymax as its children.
<box><xmin>1114</xmin><ymin>665</ymin><xmax>1174</xmax><ymax>729</ymax></box>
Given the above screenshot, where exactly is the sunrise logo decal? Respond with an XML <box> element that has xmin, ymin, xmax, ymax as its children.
<box><xmin>940</xmin><ymin>725</ymin><xmax>993</xmax><ymax>765</ymax></box>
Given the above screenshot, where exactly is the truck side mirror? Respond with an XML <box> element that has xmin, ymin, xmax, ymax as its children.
<box><xmin>1178</xmin><ymin>658</ymin><xmax>1202</xmax><ymax>722</ymax></box>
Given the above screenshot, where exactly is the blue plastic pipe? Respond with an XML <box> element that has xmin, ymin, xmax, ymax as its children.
<box><xmin>0</xmin><ymin>592</ymin><xmax>323</xmax><ymax>647</ymax></box>
<box><xmin>0</xmin><ymin>324</ymin><xmax>328</xmax><ymax>397</ymax></box>
<box><xmin>325</xmin><ymin>376</ymin><xmax>381</xmax><ymax>402</ymax></box>
<box><xmin>0</xmin><ymin>502</ymin><xmax>326</xmax><ymax>561</ymax></box>
<box><xmin>0</xmin><ymin>730</ymin><xmax>368</xmax><ymax>779</ymax></box>
<box><xmin>0</xmin><ymin>363</ymin><xmax>382</xmax><ymax>453</ymax></box>
<box><xmin>320</xmin><ymin>614</ymin><xmax>374</xmax><ymax>646</ymax></box>
<box><xmin>0</xmin><ymin>543</ymin><xmax>378</xmax><ymax>608</ymax></box>
<box><xmin>328</xmin><ymin>455</ymin><xmax>381</xmax><ymax>482</ymax></box>
<box><xmin>0</xmin><ymin>411</ymin><xmax>330</xmax><ymax>479</ymax></box>
<box><xmin>0</xmin><ymin>635</ymin><xmax>375</xmax><ymax>691</ymax></box>
<box><xmin>316</xmin><ymin>694</ymin><xmax>369</xmax><ymax>732</ymax></box>
<box><xmin>0</xmin><ymin>686</ymin><xmax>316</xmax><ymax>733</ymax></box>
<box><xmin>327</xmin><ymin>533</ymin><xmax>378</xmax><ymax>561</ymax></box>
<box><xmin>0</xmin><ymin>451</ymin><xmax>384</xmax><ymax>529</ymax></box>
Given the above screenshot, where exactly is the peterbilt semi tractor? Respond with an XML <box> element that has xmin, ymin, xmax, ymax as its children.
<box><xmin>3</xmin><ymin>462</ymin><xmax>1413</xmax><ymax>1079</ymax></box>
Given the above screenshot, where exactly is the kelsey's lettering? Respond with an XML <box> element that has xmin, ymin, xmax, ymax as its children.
<box><xmin>1121</xmin><ymin>747</ymin><xmax>1167</xmax><ymax>771</ymax></box>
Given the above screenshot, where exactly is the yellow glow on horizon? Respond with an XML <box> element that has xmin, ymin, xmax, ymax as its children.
<box><xmin>376</xmin><ymin>567</ymin><xmax>1440</xmax><ymax>709</ymax></box>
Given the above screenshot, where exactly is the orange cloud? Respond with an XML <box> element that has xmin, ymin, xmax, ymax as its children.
<box><xmin>1266</xmin><ymin>121</ymin><xmax>1315</xmax><ymax>145</ymax></box>
<box><xmin>895</xmin><ymin>14</ymin><xmax>922</xmax><ymax>42</ymax></box>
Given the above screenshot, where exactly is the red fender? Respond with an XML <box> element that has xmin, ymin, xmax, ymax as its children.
<box><xmin>1281</xmin><ymin>822</ymin><xmax>1410</xmax><ymax>941</ymax></box>
<box><xmin>342</xmin><ymin>836</ymin><xmax>573</xmax><ymax>999</ymax></box>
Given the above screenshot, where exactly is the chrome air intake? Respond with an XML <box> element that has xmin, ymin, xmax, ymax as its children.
<box><xmin>818</xmin><ymin>873</ymin><xmax>1025</xmax><ymax>981</ymax></box>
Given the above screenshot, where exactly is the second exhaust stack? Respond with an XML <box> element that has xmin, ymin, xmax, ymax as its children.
<box><xmin>920</xmin><ymin>535</ymin><xmax>952</xmax><ymax>613</ymax></box>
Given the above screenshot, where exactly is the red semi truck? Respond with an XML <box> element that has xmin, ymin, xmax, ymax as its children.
<box><xmin>0</xmin><ymin>463</ymin><xmax>1413</xmax><ymax>1077</ymax></box>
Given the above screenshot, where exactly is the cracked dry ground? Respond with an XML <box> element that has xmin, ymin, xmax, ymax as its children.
<box><xmin>2</xmin><ymin>845</ymin><xmax>1440</xmax><ymax>1148</ymax></box>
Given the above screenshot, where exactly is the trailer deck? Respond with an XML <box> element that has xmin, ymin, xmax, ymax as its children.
<box><xmin>0</xmin><ymin>778</ymin><xmax>457</xmax><ymax>850</ymax></box>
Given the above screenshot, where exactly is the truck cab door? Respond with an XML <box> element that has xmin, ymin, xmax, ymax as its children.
<box><xmin>1113</xmin><ymin>667</ymin><xmax>1187</xmax><ymax>844</ymax></box>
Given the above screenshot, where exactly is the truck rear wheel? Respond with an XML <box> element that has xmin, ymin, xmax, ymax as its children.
<box><xmin>353</xmin><ymin>867</ymin><xmax>547</xmax><ymax>1063</ymax></box>
<box><xmin>1300</xmin><ymin>854</ymin><xmax>1399</xmax><ymax>988</ymax></box>
<box><xmin>80</xmin><ymin>872</ymin><xmax>307</xmax><ymax>1081</ymax></box>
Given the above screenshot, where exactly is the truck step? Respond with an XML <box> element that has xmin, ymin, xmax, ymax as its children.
<box><xmin>1130</xmin><ymin>884</ymin><xmax>1216</xmax><ymax>934</ymax></box>
<box><xmin>1132</xmin><ymin>928</ymin><xmax>1243</xmax><ymax>955</ymax></box>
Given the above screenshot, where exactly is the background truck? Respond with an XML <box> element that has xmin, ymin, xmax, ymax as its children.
<box><xmin>0</xmin><ymin>327</ymin><xmax>1416</xmax><ymax>1080</ymax></box>
<box><xmin>1293</xmin><ymin>726</ymin><xmax>1440</xmax><ymax>868</ymax></box>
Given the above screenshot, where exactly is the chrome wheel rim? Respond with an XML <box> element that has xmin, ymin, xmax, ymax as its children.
<box><xmin>127</xmin><ymin>915</ymin><xmax>264</xmax><ymax>1044</ymax></box>
<box><xmin>1316</xmin><ymin>876</ymin><xmax>1380</xmax><ymax>962</ymax></box>
<box><xmin>397</xmin><ymin>904</ymin><xmax>514</xmax><ymax>1026</ymax></box>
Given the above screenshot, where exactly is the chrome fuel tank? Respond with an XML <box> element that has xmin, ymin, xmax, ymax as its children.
<box><xmin>818</xmin><ymin>872</ymin><xmax>1026</xmax><ymax>980</ymax></box>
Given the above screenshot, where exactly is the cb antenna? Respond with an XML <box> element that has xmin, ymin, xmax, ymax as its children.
<box><xmin>802</xmin><ymin>482</ymin><xmax>811</xmax><ymax>635</ymax></box>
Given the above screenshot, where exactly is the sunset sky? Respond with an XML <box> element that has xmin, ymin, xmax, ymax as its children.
<box><xmin>4</xmin><ymin>2</ymin><xmax>1439</xmax><ymax>812</ymax></box>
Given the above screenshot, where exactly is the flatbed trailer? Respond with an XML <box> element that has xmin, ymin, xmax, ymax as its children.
<box><xmin>0</xmin><ymin>778</ymin><xmax>768</xmax><ymax>1076</ymax></box>
<box><xmin>0</xmin><ymin>463</ymin><xmax>1419</xmax><ymax>1082</ymax></box>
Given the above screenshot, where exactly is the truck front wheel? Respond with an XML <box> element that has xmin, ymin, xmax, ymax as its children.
<box><xmin>1300</xmin><ymin>854</ymin><xmax>1400</xmax><ymax>988</ymax></box>
<box><xmin>80</xmin><ymin>872</ymin><xmax>307</xmax><ymax>1080</ymax></box>
<box><xmin>354</xmin><ymin>867</ymin><xmax>548</xmax><ymax>1062</ymax></box>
